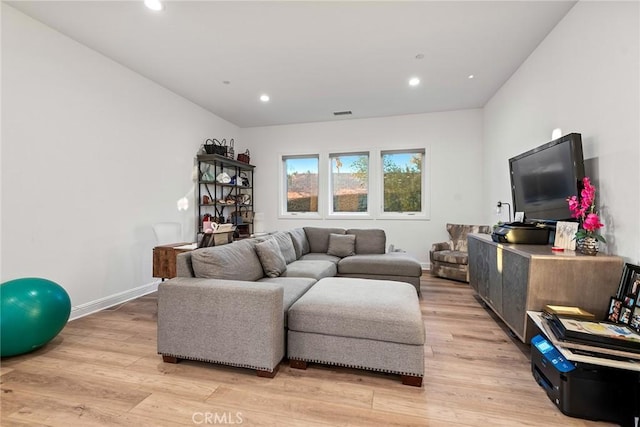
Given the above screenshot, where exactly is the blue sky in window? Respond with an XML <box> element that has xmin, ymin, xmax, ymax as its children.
<box><xmin>286</xmin><ymin>158</ymin><xmax>318</xmax><ymax>174</ymax></box>
<box><xmin>383</xmin><ymin>153</ymin><xmax>417</xmax><ymax>166</ymax></box>
<box><xmin>331</xmin><ymin>155</ymin><xmax>367</xmax><ymax>173</ymax></box>
<box><xmin>287</xmin><ymin>153</ymin><xmax>420</xmax><ymax>174</ymax></box>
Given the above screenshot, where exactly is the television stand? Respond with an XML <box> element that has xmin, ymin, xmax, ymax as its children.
<box><xmin>468</xmin><ymin>233</ymin><xmax>623</xmax><ymax>342</ymax></box>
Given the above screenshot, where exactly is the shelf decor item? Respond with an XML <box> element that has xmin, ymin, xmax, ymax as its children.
<box><xmin>204</xmin><ymin>138</ymin><xmax>227</xmax><ymax>156</ymax></box>
<box><xmin>567</xmin><ymin>176</ymin><xmax>605</xmax><ymax>255</ymax></box>
<box><xmin>237</xmin><ymin>150</ymin><xmax>250</xmax><ymax>164</ymax></box>
<box><xmin>576</xmin><ymin>236</ymin><xmax>599</xmax><ymax>256</ymax></box>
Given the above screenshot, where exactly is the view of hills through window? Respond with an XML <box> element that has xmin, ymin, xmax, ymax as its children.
<box><xmin>285</xmin><ymin>157</ymin><xmax>319</xmax><ymax>212</ymax></box>
<box><xmin>331</xmin><ymin>154</ymin><xmax>368</xmax><ymax>212</ymax></box>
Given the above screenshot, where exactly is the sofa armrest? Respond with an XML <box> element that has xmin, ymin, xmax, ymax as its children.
<box><xmin>430</xmin><ymin>241</ymin><xmax>453</xmax><ymax>253</ymax></box>
<box><xmin>157</xmin><ymin>277</ymin><xmax>285</xmax><ymax>372</ymax></box>
<box><xmin>430</xmin><ymin>241</ymin><xmax>453</xmax><ymax>263</ymax></box>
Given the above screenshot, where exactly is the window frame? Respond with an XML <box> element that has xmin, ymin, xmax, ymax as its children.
<box><xmin>327</xmin><ymin>151</ymin><xmax>372</xmax><ymax>219</ymax></box>
<box><xmin>279</xmin><ymin>154</ymin><xmax>322</xmax><ymax>219</ymax></box>
<box><xmin>278</xmin><ymin>147</ymin><xmax>429</xmax><ymax>220</ymax></box>
<box><xmin>379</xmin><ymin>148</ymin><xmax>429</xmax><ymax>220</ymax></box>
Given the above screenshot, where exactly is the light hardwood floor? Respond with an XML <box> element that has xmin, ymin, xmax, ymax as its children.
<box><xmin>1</xmin><ymin>274</ymin><xmax>615</xmax><ymax>426</ymax></box>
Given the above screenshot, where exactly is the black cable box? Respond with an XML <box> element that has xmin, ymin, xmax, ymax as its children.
<box><xmin>491</xmin><ymin>223</ymin><xmax>550</xmax><ymax>244</ymax></box>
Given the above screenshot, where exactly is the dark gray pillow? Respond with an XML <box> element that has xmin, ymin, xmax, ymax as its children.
<box><xmin>327</xmin><ymin>233</ymin><xmax>356</xmax><ymax>258</ymax></box>
<box><xmin>255</xmin><ymin>238</ymin><xmax>287</xmax><ymax>278</ymax></box>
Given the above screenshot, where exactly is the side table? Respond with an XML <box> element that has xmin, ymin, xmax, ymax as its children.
<box><xmin>527</xmin><ymin>311</ymin><xmax>639</xmax><ymax>425</ymax></box>
<box><xmin>153</xmin><ymin>242</ymin><xmax>196</xmax><ymax>279</ymax></box>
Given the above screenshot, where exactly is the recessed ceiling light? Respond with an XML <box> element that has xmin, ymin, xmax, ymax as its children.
<box><xmin>144</xmin><ymin>0</ymin><xmax>163</xmax><ymax>11</ymax></box>
<box><xmin>415</xmin><ymin>54</ymin><xmax>424</xmax><ymax>60</ymax></box>
<box><xmin>468</xmin><ymin>74</ymin><xmax>475</xmax><ymax>79</ymax></box>
<box><xmin>260</xmin><ymin>94</ymin><xmax>270</xmax><ymax>102</ymax></box>
<box><xmin>222</xmin><ymin>80</ymin><xmax>231</xmax><ymax>85</ymax></box>
<box><xmin>408</xmin><ymin>77</ymin><xmax>420</xmax><ymax>87</ymax></box>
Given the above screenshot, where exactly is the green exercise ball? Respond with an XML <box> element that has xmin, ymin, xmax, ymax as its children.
<box><xmin>1</xmin><ymin>277</ymin><xmax>71</xmax><ymax>357</ymax></box>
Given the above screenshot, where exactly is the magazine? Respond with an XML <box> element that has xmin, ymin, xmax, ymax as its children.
<box><xmin>548</xmin><ymin>314</ymin><xmax>640</xmax><ymax>353</ymax></box>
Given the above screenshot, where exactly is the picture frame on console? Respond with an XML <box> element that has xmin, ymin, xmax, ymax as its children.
<box><xmin>630</xmin><ymin>306</ymin><xmax>640</xmax><ymax>332</ymax></box>
<box><xmin>620</xmin><ymin>307</ymin><xmax>632</xmax><ymax>324</ymax></box>
<box><xmin>554</xmin><ymin>221</ymin><xmax>579</xmax><ymax>250</ymax></box>
<box><xmin>617</xmin><ymin>263</ymin><xmax>640</xmax><ymax>300</ymax></box>
<box><xmin>605</xmin><ymin>263</ymin><xmax>640</xmax><ymax>330</ymax></box>
<box><xmin>607</xmin><ymin>297</ymin><xmax>622</xmax><ymax>322</ymax></box>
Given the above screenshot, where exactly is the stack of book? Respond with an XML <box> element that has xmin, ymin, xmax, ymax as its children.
<box><xmin>544</xmin><ymin>309</ymin><xmax>640</xmax><ymax>353</ymax></box>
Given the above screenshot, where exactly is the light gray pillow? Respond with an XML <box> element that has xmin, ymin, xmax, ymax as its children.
<box><xmin>272</xmin><ymin>232</ymin><xmax>297</xmax><ymax>264</ymax></box>
<box><xmin>327</xmin><ymin>233</ymin><xmax>356</xmax><ymax>258</ymax></box>
<box><xmin>255</xmin><ymin>238</ymin><xmax>287</xmax><ymax>278</ymax></box>
<box><xmin>191</xmin><ymin>240</ymin><xmax>264</xmax><ymax>281</ymax></box>
<box><xmin>288</xmin><ymin>228</ymin><xmax>310</xmax><ymax>259</ymax></box>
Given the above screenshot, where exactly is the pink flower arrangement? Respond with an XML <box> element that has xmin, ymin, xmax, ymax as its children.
<box><xmin>567</xmin><ymin>177</ymin><xmax>606</xmax><ymax>242</ymax></box>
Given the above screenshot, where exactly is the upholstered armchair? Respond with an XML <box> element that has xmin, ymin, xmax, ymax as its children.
<box><xmin>430</xmin><ymin>223</ymin><xmax>491</xmax><ymax>282</ymax></box>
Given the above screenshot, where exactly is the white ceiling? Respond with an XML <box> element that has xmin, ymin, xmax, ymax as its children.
<box><xmin>8</xmin><ymin>1</ymin><xmax>576</xmax><ymax>128</ymax></box>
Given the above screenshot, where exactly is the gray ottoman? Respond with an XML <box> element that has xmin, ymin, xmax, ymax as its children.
<box><xmin>287</xmin><ymin>277</ymin><xmax>425</xmax><ymax>386</ymax></box>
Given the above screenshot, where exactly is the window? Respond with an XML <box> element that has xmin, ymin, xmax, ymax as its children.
<box><xmin>280</xmin><ymin>148</ymin><xmax>427</xmax><ymax>219</ymax></box>
<box><xmin>329</xmin><ymin>153</ymin><xmax>369</xmax><ymax>214</ymax></box>
<box><xmin>381</xmin><ymin>150</ymin><xmax>425</xmax><ymax>214</ymax></box>
<box><xmin>283</xmin><ymin>155</ymin><xmax>319</xmax><ymax>215</ymax></box>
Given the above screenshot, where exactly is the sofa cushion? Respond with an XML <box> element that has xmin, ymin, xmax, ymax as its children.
<box><xmin>338</xmin><ymin>253</ymin><xmax>422</xmax><ymax>277</ymax></box>
<box><xmin>304</xmin><ymin>227</ymin><xmax>346</xmax><ymax>253</ymax></box>
<box><xmin>255</xmin><ymin>238</ymin><xmax>287</xmax><ymax>278</ymax></box>
<box><xmin>191</xmin><ymin>240</ymin><xmax>264</xmax><ymax>281</ymax></box>
<box><xmin>271</xmin><ymin>232</ymin><xmax>297</xmax><ymax>264</ymax></box>
<box><xmin>299</xmin><ymin>253</ymin><xmax>341</xmax><ymax>264</ymax></box>
<box><xmin>288</xmin><ymin>277</ymin><xmax>424</xmax><ymax>345</ymax></box>
<box><xmin>346</xmin><ymin>229</ymin><xmax>386</xmax><ymax>254</ymax></box>
<box><xmin>288</xmin><ymin>228</ymin><xmax>310</xmax><ymax>259</ymax></box>
<box><xmin>281</xmin><ymin>260</ymin><xmax>337</xmax><ymax>280</ymax></box>
<box><xmin>431</xmin><ymin>250</ymin><xmax>468</xmax><ymax>265</ymax></box>
<box><xmin>327</xmin><ymin>233</ymin><xmax>356</xmax><ymax>258</ymax></box>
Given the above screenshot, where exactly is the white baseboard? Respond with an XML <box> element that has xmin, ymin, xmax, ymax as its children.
<box><xmin>69</xmin><ymin>280</ymin><xmax>160</xmax><ymax>321</ymax></box>
<box><xmin>421</xmin><ymin>262</ymin><xmax>429</xmax><ymax>270</ymax></box>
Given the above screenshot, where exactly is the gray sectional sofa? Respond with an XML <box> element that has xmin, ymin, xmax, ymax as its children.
<box><xmin>157</xmin><ymin>227</ymin><xmax>424</xmax><ymax>384</ymax></box>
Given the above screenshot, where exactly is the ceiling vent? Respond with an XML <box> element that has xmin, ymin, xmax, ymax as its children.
<box><xmin>333</xmin><ymin>110</ymin><xmax>352</xmax><ymax>116</ymax></box>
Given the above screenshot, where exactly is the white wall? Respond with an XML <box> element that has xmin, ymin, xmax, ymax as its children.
<box><xmin>483</xmin><ymin>1</ymin><xmax>640</xmax><ymax>262</ymax></box>
<box><xmin>241</xmin><ymin>109</ymin><xmax>485</xmax><ymax>265</ymax></box>
<box><xmin>1</xmin><ymin>4</ymin><xmax>238</xmax><ymax>316</ymax></box>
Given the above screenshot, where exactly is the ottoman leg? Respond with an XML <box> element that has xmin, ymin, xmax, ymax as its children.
<box><xmin>256</xmin><ymin>365</ymin><xmax>279</xmax><ymax>378</ymax></box>
<box><xmin>162</xmin><ymin>355</ymin><xmax>179</xmax><ymax>364</ymax></box>
<box><xmin>290</xmin><ymin>359</ymin><xmax>308</xmax><ymax>370</ymax></box>
<box><xmin>401</xmin><ymin>375</ymin><xmax>423</xmax><ymax>387</ymax></box>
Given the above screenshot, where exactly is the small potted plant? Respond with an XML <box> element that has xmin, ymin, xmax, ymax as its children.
<box><xmin>567</xmin><ymin>177</ymin><xmax>606</xmax><ymax>255</ymax></box>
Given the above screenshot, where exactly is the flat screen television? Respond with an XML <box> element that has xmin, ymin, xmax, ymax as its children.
<box><xmin>509</xmin><ymin>133</ymin><xmax>585</xmax><ymax>223</ymax></box>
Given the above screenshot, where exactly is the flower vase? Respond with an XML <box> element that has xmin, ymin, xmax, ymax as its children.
<box><xmin>576</xmin><ymin>236</ymin><xmax>599</xmax><ymax>256</ymax></box>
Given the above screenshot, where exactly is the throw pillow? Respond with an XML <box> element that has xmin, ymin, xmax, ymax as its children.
<box><xmin>288</xmin><ymin>228</ymin><xmax>310</xmax><ymax>259</ymax></box>
<box><xmin>191</xmin><ymin>240</ymin><xmax>264</xmax><ymax>281</ymax></box>
<box><xmin>272</xmin><ymin>232</ymin><xmax>297</xmax><ymax>264</ymax></box>
<box><xmin>327</xmin><ymin>233</ymin><xmax>356</xmax><ymax>258</ymax></box>
<box><xmin>255</xmin><ymin>238</ymin><xmax>287</xmax><ymax>278</ymax></box>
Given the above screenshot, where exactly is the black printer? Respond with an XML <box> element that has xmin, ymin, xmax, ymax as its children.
<box><xmin>531</xmin><ymin>334</ymin><xmax>640</xmax><ymax>426</ymax></box>
<box><xmin>492</xmin><ymin>222</ymin><xmax>550</xmax><ymax>244</ymax></box>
